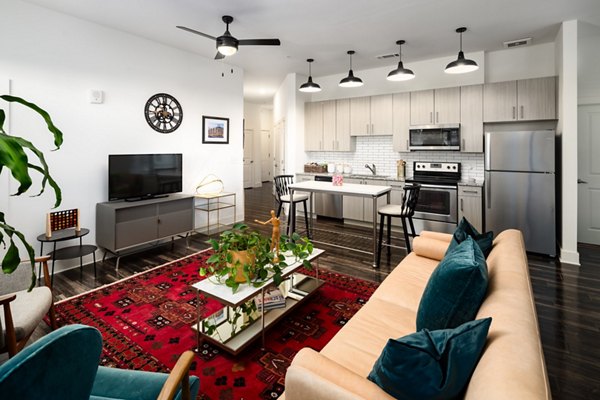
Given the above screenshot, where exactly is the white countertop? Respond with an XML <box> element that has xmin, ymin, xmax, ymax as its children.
<box><xmin>289</xmin><ymin>180</ymin><xmax>392</xmax><ymax>197</ymax></box>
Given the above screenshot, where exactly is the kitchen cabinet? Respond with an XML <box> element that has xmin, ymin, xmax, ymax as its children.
<box><xmin>483</xmin><ymin>77</ymin><xmax>556</xmax><ymax>122</ymax></box>
<box><xmin>392</xmin><ymin>92</ymin><xmax>410</xmax><ymax>152</ymax></box>
<box><xmin>304</xmin><ymin>101</ymin><xmax>323</xmax><ymax>151</ymax></box>
<box><xmin>458</xmin><ymin>186</ymin><xmax>483</xmax><ymax>232</ymax></box>
<box><xmin>342</xmin><ymin>178</ymin><xmax>388</xmax><ymax>222</ymax></box>
<box><xmin>305</xmin><ymin>100</ymin><xmax>351</xmax><ymax>151</ymax></box>
<box><xmin>460</xmin><ymin>84</ymin><xmax>484</xmax><ymax>152</ymax></box>
<box><xmin>410</xmin><ymin>88</ymin><xmax>460</xmax><ymax>125</ymax></box>
<box><xmin>350</xmin><ymin>95</ymin><xmax>393</xmax><ymax>136</ymax></box>
<box><xmin>335</xmin><ymin>99</ymin><xmax>352</xmax><ymax>151</ymax></box>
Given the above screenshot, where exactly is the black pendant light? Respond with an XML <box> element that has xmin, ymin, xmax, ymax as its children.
<box><xmin>387</xmin><ymin>40</ymin><xmax>415</xmax><ymax>81</ymax></box>
<box><xmin>299</xmin><ymin>58</ymin><xmax>322</xmax><ymax>93</ymax></box>
<box><xmin>445</xmin><ymin>27</ymin><xmax>479</xmax><ymax>74</ymax></box>
<box><xmin>339</xmin><ymin>50</ymin><xmax>363</xmax><ymax>88</ymax></box>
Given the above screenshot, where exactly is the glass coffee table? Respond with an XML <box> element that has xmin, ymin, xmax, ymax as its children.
<box><xmin>191</xmin><ymin>248</ymin><xmax>324</xmax><ymax>355</ymax></box>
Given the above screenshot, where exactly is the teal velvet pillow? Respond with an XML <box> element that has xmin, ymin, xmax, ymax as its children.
<box><xmin>447</xmin><ymin>217</ymin><xmax>494</xmax><ymax>257</ymax></box>
<box><xmin>416</xmin><ymin>236</ymin><xmax>488</xmax><ymax>331</ymax></box>
<box><xmin>368</xmin><ymin>318</ymin><xmax>492</xmax><ymax>400</ymax></box>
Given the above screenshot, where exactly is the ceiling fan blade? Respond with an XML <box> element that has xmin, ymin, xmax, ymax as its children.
<box><xmin>214</xmin><ymin>52</ymin><xmax>225</xmax><ymax>60</ymax></box>
<box><xmin>238</xmin><ymin>39</ymin><xmax>281</xmax><ymax>46</ymax></box>
<box><xmin>176</xmin><ymin>26</ymin><xmax>217</xmax><ymax>40</ymax></box>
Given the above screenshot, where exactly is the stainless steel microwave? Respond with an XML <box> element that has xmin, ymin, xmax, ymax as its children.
<box><xmin>409</xmin><ymin>124</ymin><xmax>460</xmax><ymax>151</ymax></box>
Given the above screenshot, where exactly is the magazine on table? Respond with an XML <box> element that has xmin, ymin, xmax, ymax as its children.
<box><xmin>254</xmin><ymin>288</ymin><xmax>286</xmax><ymax>311</ymax></box>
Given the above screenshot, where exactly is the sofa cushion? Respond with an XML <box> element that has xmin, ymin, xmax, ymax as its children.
<box><xmin>447</xmin><ymin>217</ymin><xmax>494</xmax><ymax>257</ymax></box>
<box><xmin>367</xmin><ymin>318</ymin><xmax>492</xmax><ymax>400</ymax></box>
<box><xmin>416</xmin><ymin>236</ymin><xmax>488</xmax><ymax>331</ymax></box>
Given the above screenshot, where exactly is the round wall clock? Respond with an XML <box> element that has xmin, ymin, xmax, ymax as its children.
<box><xmin>144</xmin><ymin>93</ymin><xmax>183</xmax><ymax>133</ymax></box>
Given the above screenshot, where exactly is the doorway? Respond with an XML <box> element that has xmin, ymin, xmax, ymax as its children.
<box><xmin>577</xmin><ymin>104</ymin><xmax>600</xmax><ymax>245</ymax></box>
<box><xmin>273</xmin><ymin>119</ymin><xmax>286</xmax><ymax>177</ymax></box>
<box><xmin>243</xmin><ymin>129</ymin><xmax>254</xmax><ymax>189</ymax></box>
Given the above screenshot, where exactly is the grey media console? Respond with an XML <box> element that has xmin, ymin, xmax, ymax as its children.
<box><xmin>96</xmin><ymin>193</ymin><xmax>194</xmax><ymax>268</ymax></box>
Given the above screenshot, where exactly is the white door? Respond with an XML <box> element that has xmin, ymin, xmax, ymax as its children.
<box><xmin>578</xmin><ymin>104</ymin><xmax>600</xmax><ymax>245</ymax></box>
<box><xmin>260</xmin><ymin>129</ymin><xmax>271</xmax><ymax>182</ymax></box>
<box><xmin>243</xmin><ymin>129</ymin><xmax>254</xmax><ymax>189</ymax></box>
<box><xmin>273</xmin><ymin>119</ymin><xmax>285</xmax><ymax>176</ymax></box>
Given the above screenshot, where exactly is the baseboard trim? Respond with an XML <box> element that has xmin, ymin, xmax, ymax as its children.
<box><xmin>559</xmin><ymin>247</ymin><xmax>580</xmax><ymax>266</ymax></box>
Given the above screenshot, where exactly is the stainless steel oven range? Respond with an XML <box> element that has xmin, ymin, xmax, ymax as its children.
<box><xmin>405</xmin><ymin>161</ymin><xmax>460</xmax><ymax>234</ymax></box>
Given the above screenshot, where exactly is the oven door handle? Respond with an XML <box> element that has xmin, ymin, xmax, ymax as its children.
<box><xmin>415</xmin><ymin>183</ymin><xmax>457</xmax><ymax>190</ymax></box>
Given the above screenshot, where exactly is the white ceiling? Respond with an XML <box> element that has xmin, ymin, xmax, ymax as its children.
<box><xmin>23</xmin><ymin>0</ymin><xmax>600</xmax><ymax>102</ymax></box>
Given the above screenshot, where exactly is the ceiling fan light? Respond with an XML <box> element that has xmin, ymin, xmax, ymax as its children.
<box><xmin>339</xmin><ymin>70</ymin><xmax>364</xmax><ymax>88</ymax></box>
<box><xmin>299</xmin><ymin>76</ymin><xmax>322</xmax><ymax>92</ymax></box>
<box><xmin>387</xmin><ymin>61</ymin><xmax>415</xmax><ymax>81</ymax></box>
<box><xmin>217</xmin><ymin>44</ymin><xmax>237</xmax><ymax>56</ymax></box>
<box><xmin>217</xmin><ymin>34</ymin><xmax>238</xmax><ymax>56</ymax></box>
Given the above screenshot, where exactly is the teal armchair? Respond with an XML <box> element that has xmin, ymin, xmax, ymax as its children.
<box><xmin>0</xmin><ymin>324</ymin><xmax>200</xmax><ymax>400</ymax></box>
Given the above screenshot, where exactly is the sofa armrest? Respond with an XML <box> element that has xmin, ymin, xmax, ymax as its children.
<box><xmin>285</xmin><ymin>348</ymin><xmax>393</xmax><ymax>400</ymax></box>
<box><xmin>420</xmin><ymin>230</ymin><xmax>453</xmax><ymax>243</ymax></box>
<box><xmin>412</xmin><ymin>236</ymin><xmax>450</xmax><ymax>261</ymax></box>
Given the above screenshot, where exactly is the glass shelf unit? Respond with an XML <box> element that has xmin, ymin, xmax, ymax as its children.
<box><xmin>194</xmin><ymin>192</ymin><xmax>236</xmax><ymax>235</ymax></box>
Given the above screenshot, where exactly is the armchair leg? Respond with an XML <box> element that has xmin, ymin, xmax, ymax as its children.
<box><xmin>37</xmin><ymin>255</ymin><xmax>57</xmax><ymax>330</ymax></box>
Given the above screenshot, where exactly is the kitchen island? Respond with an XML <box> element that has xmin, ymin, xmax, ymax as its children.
<box><xmin>288</xmin><ymin>180</ymin><xmax>391</xmax><ymax>267</ymax></box>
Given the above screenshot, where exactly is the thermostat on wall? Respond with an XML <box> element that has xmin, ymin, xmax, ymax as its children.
<box><xmin>89</xmin><ymin>89</ymin><xmax>104</xmax><ymax>104</ymax></box>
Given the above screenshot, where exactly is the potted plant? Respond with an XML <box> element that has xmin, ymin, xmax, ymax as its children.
<box><xmin>201</xmin><ymin>222</ymin><xmax>314</xmax><ymax>293</ymax></box>
<box><xmin>0</xmin><ymin>95</ymin><xmax>63</xmax><ymax>289</ymax></box>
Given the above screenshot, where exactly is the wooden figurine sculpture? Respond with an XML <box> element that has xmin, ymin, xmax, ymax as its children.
<box><xmin>255</xmin><ymin>210</ymin><xmax>281</xmax><ymax>261</ymax></box>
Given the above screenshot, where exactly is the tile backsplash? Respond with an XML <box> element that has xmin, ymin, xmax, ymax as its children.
<box><xmin>306</xmin><ymin>135</ymin><xmax>484</xmax><ymax>181</ymax></box>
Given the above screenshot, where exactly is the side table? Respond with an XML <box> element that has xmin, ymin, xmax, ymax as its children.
<box><xmin>36</xmin><ymin>228</ymin><xmax>97</xmax><ymax>285</ymax></box>
<box><xmin>194</xmin><ymin>192</ymin><xmax>236</xmax><ymax>235</ymax></box>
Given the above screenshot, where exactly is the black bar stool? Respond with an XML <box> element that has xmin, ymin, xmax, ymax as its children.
<box><xmin>376</xmin><ymin>184</ymin><xmax>421</xmax><ymax>267</ymax></box>
<box><xmin>273</xmin><ymin>175</ymin><xmax>310</xmax><ymax>236</ymax></box>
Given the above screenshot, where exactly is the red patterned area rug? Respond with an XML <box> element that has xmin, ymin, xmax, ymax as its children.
<box><xmin>51</xmin><ymin>250</ymin><xmax>379</xmax><ymax>400</ymax></box>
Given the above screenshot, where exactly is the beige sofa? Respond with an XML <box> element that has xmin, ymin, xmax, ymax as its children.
<box><xmin>284</xmin><ymin>229</ymin><xmax>551</xmax><ymax>400</ymax></box>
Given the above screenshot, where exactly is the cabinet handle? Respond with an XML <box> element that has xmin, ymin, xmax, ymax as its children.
<box><xmin>512</xmin><ymin>106</ymin><xmax>516</xmax><ymax>120</ymax></box>
<box><xmin>406</xmin><ymin>139</ymin><xmax>409</xmax><ymax>150</ymax></box>
<box><xmin>430</xmin><ymin>112</ymin><xmax>433</xmax><ymax>123</ymax></box>
<box><xmin>371</xmin><ymin>123</ymin><xmax>374</xmax><ymax>134</ymax></box>
<box><xmin>436</xmin><ymin>111</ymin><xmax>439</xmax><ymax>123</ymax></box>
<box><xmin>462</xmin><ymin>190</ymin><xmax>478</xmax><ymax>194</ymax></box>
<box><xmin>462</xmin><ymin>138</ymin><xmax>465</xmax><ymax>150</ymax></box>
<box><xmin>520</xmin><ymin>105</ymin><xmax>524</xmax><ymax>119</ymax></box>
<box><xmin>366</xmin><ymin>123</ymin><xmax>369</xmax><ymax>134</ymax></box>
<box><xmin>460</xmin><ymin>198</ymin><xmax>463</xmax><ymax>212</ymax></box>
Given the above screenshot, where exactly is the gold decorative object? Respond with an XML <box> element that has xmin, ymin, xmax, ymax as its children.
<box><xmin>195</xmin><ymin>174</ymin><xmax>224</xmax><ymax>196</ymax></box>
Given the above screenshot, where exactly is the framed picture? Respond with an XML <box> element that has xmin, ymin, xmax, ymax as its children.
<box><xmin>202</xmin><ymin>116</ymin><xmax>229</xmax><ymax>144</ymax></box>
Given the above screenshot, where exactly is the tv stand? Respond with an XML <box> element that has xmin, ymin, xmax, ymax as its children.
<box><xmin>123</xmin><ymin>193</ymin><xmax>169</xmax><ymax>202</ymax></box>
<box><xmin>96</xmin><ymin>194</ymin><xmax>194</xmax><ymax>269</ymax></box>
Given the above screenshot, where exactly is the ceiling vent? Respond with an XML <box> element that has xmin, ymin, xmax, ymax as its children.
<box><xmin>503</xmin><ymin>37</ymin><xmax>532</xmax><ymax>48</ymax></box>
<box><xmin>376</xmin><ymin>52</ymin><xmax>399</xmax><ymax>60</ymax></box>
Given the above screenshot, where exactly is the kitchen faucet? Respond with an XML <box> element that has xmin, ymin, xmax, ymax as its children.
<box><xmin>365</xmin><ymin>163</ymin><xmax>376</xmax><ymax>175</ymax></box>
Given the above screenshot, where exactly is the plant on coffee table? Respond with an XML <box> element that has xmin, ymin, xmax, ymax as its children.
<box><xmin>201</xmin><ymin>222</ymin><xmax>314</xmax><ymax>293</ymax></box>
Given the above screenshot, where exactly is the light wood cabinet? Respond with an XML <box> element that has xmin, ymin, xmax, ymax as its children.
<box><xmin>483</xmin><ymin>77</ymin><xmax>556</xmax><ymax>122</ymax></box>
<box><xmin>392</xmin><ymin>92</ymin><xmax>410</xmax><ymax>152</ymax></box>
<box><xmin>322</xmin><ymin>100</ymin><xmax>336</xmax><ymax>151</ymax></box>
<box><xmin>336</xmin><ymin>99</ymin><xmax>352</xmax><ymax>151</ymax></box>
<box><xmin>410</xmin><ymin>88</ymin><xmax>460</xmax><ymax>125</ymax></box>
<box><xmin>458</xmin><ymin>186</ymin><xmax>483</xmax><ymax>232</ymax></box>
<box><xmin>350</xmin><ymin>96</ymin><xmax>371</xmax><ymax>136</ymax></box>
<box><xmin>350</xmin><ymin>95</ymin><xmax>393</xmax><ymax>136</ymax></box>
<box><xmin>460</xmin><ymin>84</ymin><xmax>483</xmax><ymax>152</ymax></box>
<box><xmin>370</xmin><ymin>94</ymin><xmax>393</xmax><ymax>135</ymax></box>
<box><xmin>342</xmin><ymin>179</ymin><xmax>388</xmax><ymax>222</ymax></box>
<box><xmin>304</xmin><ymin>101</ymin><xmax>323</xmax><ymax>151</ymax></box>
<box><xmin>517</xmin><ymin>77</ymin><xmax>556</xmax><ymax>121</ymax></box>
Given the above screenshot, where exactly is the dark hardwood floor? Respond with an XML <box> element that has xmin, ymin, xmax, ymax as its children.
<box><xmin>20</xmin><ymin>183</ymin><xmax>600</xmax><ymax>399</ymax></box>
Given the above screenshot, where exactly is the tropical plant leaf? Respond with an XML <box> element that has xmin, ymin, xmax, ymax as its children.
<box><xmin>0</xmin><ymin>213</ymin><xmax>36</xmax><ymax>289</ymax></box>
<box><xmin>0</xmin><ymin>95</ymin><xmax>64</xmax><ymax>149</ymax></box>
<box><xmin>0</xmin><ymin>135</ymin><xmax>32</xmax><ymax>195</ymax></box>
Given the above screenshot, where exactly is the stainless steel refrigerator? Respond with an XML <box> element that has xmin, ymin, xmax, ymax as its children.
<box><xmin>484</xmin><ymin>130</ymin><xmax>556</xmax><ymax>256</ymax></box>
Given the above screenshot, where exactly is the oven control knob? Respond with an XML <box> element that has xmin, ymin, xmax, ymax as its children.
<box><xmin>447</xmin><ymin>166</ymin><xmax>450</xmax><ymax>169</ymax></box>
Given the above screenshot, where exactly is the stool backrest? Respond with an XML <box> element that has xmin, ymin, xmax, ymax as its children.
<box><xmin>273</xmin><ymin>175</ymin><xmax>295</xmax><ymax>201</ymax></box>
<box><xmin>402</xmin><ymin>184</ymin><xmax>420</xmax><ymax>217</ymax></box>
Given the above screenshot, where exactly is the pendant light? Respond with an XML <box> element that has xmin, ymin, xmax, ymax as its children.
<box><xmin>339</xmin><ymin>50</ymin><xmax>363</xmax><ymax>88</ymax></box>
<box><xmin>445</xmin><ymin>27</ymin><xmax>478</xmax><ymax>74</ymax></box>
<box><xmin>299</xmin><ymin>58</ymin><xmax>322</xmax><ymax>93</ymax></box>
<box><xmin>387</xmin><ymin>40</ymin><xmax>415</xmax><ymax>81</ymax></box>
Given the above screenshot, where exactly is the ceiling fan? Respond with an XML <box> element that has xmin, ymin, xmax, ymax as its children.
<box><xmin>177</xmin><ymin>15</ymin><xmax>281</xmax><ymax>59</ymax></box>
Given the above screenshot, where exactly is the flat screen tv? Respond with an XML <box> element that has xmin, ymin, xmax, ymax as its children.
<box><xmin>108</xmin><ymin>153</ymin><xmax>182</xmax><ymax>201</ymax></box>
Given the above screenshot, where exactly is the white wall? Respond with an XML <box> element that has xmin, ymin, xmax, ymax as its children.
<box><xmin>578</xmin><ymin>22</ymin><xmax>600</xmax><ymax>104</ymax></box>
<box><xmin>0</xmin><ymin>0</ymin><xmax>245</xmax><ymax>272</ymax></box>
<box><xmin>555</xmin><ymin>20</ymin><xmax>580</xmax><ymax>265</ymax></box>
